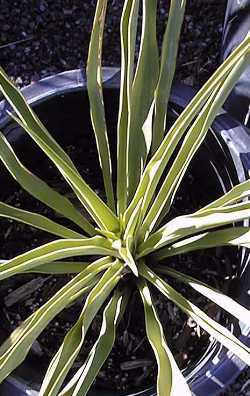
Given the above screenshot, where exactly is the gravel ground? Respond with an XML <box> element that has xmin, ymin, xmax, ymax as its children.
<box><xmin>0</xmin><ymin>0</ymin><xmax>250</xmax><ymax>394</ymax></box>
<box><xmin>1</xmin><ymin>0</ymin><xmax>225</xmax><ymax>87</ymax></box>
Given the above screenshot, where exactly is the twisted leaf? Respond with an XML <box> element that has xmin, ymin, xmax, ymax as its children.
<box><xmin>87</xmin><ymin>0</ymin><xmax>115</xmax><ymax>211</ymax></box>
<box><xmin>59</xmin><ymin>287</ymin><xmax>129</xmax><ymax>396</ymax></box>
<box><xmin>40</xmin><ymin>260</ymin><xmax>124</xmax><ymax>396</ymax></box>
<box><xmin>125</xmin><ymin>34</ymin><xmax>250</xmax><ymax>228</ymax></box>
<box><xmin>117</xmin><ymin>0</ymin><xmax>139</xmax><ymax>215</ymax></box>
<box><xmin>127</xmin><ymin>0</ymin><xmax>159</xmax><ymax>199</ymax></box>
<box><xmin>155</xmin><ymin>266</ymin><xmax>250</xmax><ymax>326</ymax></box>
<box><xmin>138</xmin><ymin>278</ymin><xmax>191</xmax><ymax>396</ymax></box>
<box><xmin>140</xmin><ymin>52</ymin><xmax>250</xmax><ymax>240</ymax></box>
<box><xmin>140</xmin><ymin>263</ymin><xmax>250</xmax><ymax>365</ymax></box>
<box><xmin>138</xmin><ymin>200</ymin><xmax>250</xmax><ymax>257</ymax></box>
<box><xmin>153</xmin><ymin>227</ymin><xmax>250</xmax><ymax>261</ymax></box>
<box><xmin>0</xmin><ymin>201</ymin><xmax>83</xmax><ymax>239</ymax></box>
<box><xmin>152</xmin><ymin>0</ymin><xmax>186</xmax><ymax>153</ymax></box>
<box><xmin>0</xmin><ymin>131</ymin><xmax>95</xmax><ymax>236</ymax></box>
<box><xmin>0</xmin><ymin>236</ymin><xmax>118</xmax><ymax>280</ymax></box>
<box><xmin>0</xmin><ymin>257</ymin><xmax>111</xmax><ymax>383</ymax></box>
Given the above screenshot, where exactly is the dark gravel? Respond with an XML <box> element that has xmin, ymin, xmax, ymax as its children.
<box><xmin>1</xmin><ymin>0</ymin><xmax>225</xmax><ymax>88</ymax></box>
<box><xmin>0</xmin><ymin>0</ymin><xmax>249</xmax><ymax>394</ymax></box>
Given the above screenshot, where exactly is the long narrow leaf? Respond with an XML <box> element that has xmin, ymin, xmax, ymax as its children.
<box><xmin>27</xmin><ymin>261</ymin><xmax>90</xmax><ymax>274</ymax></box>
<box><xmin>87</xmin><ymin>0</ymin><xmax>115</xmax><ymax>212</ymax></box>
<box><xmin>39</xmin><ymin>260</ymin><xmax>124</xmax><ymax>396</ymax></box>
<box><xmin>0</xmin><ymin>68</ymin><xmax>119</xmax><ymax>233</ymax></box>
<box><xmin>0</xmin><ymin>67</ymin><xmax>79</xmax><ymax>171</ymax></box>
<box><xmin>138</xmin><ymin>200</ymin><xmax>250</xmax><ymax>257</ymax></box>
<box><xmin>152</xmin><ymin>0</ymin><xmax>186</xmax><ymax>153</ymax></box>
<box><xmin>155</xmin><ymin>266</ymin><xmax>250</xmax><ymax>326</ymax></box>
<box><xmin>0</xmin><ymin>257</ymin><xmax>111</xmax><ymax>383</ymax></box>
<box><xmin>119</xmin><ymin>242</ymin><xmax>138</xmax><ymax>276</ymax></box>
<box><xmin>59</xmin><ymin>287</ymin><xmax>129</xmax><ymax>396</ymax></box>
<box><xmin>117</xmin><ymin>0</ymin><xmax>139</xmax><ymax>215</ymax></box>
<box><xmin>9</xmin><ymin>115</ymin><xmax>120</xmax><ymax>233</ymax></box>
<box><xmin>123</xmin><ymin>197</ymin><xmax>143</xmax><ymax>243</ymax></box>
<box><xmin>127</xmin><ymin>0</ymin><xmax>159</xmax><ymax>200</ymax></box>
<box><xmin>0</xmin><ymin>236</ymin><xmax>119</xmax><ymax>280</ymax></box>
<box><xmin>140</xmin><ymin>52</ymin><xmax>250</xmax><ymax>240</ymax></box>
<box><xmin>0</xmin><ymin>201</ymin><xmax>84</xmax><ymax>239</ymax></box>
<box><xmin>198</xmin><ymin>179</ymin><xmax>250</xmax><ymax>212</ymax></box>
<box><xmin>138</xmin><ymin>278</ymin><xmax>191</xmax><ymax>396</ymax></box>
<box><xmin>0</xmin><ymin>68</ymin><xmax>102</xmax><ymax>229</ymax></box>
<box><xmin>153</xmin><ymin>227</ymin><xmax>250</xmax><ymax>261</ymax></box>
<box><xmin>140</xmin><ymin>263</ymin><xmax>250</xmax><ymax>365</ymax></box>
<box><xmin>0</xmin><ymin>260</ymin><xmax>90</xmax><ymax>274</ymax></box>
<box><xmin>0</xmin><ymin>131</ymin><xmax>95</xmax><ymax>236</ymax></box>
<box><xmin>124</xmin><ymin>34</ymin><xmax>250</xmax><ymax>227</ymax></box>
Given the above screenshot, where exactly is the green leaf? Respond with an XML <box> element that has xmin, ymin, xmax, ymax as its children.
<box><xmin>127</xmin><ymin>0</ymin><xmax>159</xmax><ymax>200</ymax></box>
<box><xmin>124</xmin><ymin>34</ymin><xmax>250</xmax><ymax>229</ymax></box>
<box><xmin>0</xmin><ymin>68</ymin><xmax>119</xmax><ymax>233</ymax></box>
<box><xmin>155</xmin><ymin>266</ymin><xmax>250</xmax><ymax>326</ymax></box>
<box><xmin>117</xmin><ymin>0</ymin><xmax>139</xmax><ymax>215</ymax></box>
<box><xmin>153</xmin><ymin>227</ymin><xmax>250</xmax><ymax>261</ymax></box>
<box><xmin>59</xmin><ymin>287</ymin><xmax>129</xmax><ymax>396</ymax></box>
<box><xmin>0</xmin><ymin>260</ymin><xmax>90</xmax><ymax>274</ymax></box>
<box><xmin>26</xmin><ymin>261</ymin><xmax>90</xmax><ymax>274</ymax></box>
<box><xmin>123</xmin><ymin>197</ymin><xmax>143</xmax><ymax>242</ymax></box>
<box><xmin>119</xmin><ymin>241</ymin><xmax>138</xmax><ymax>277</ymax></box>
<box><xmin>0</xmin><ymin>69</ymin><xmax>100</xmax><ymax>233</ymax></box>
<box><xmin>0</xmin><ymin>257</ymin><xmax>111</xmax><ymax>383</ymax></box>
<box><xmin>9</xmin><ymin>114</ymin><xmax>120</xmax><ymax>233</ymax></box>
<box><xmin>0</xmin><ymin>200</ymin><xmax>84</xmax><ymax>239</ymax></box>
<box><xmin>138</xmin><ymin>278</ymin><xmax>191</xmax><ymax>396</ymax></box>
<box><xmin>40</xmin><ymin>260</ymin><xmax>124</xmax><ymax>396</ymax></box>
<box><xmin>0</xmin><ymin>236</ymin><xmax>119</xmax><ymax>280</ymax></box>
<box><xmin>87</xmin><ymin>0</ymin><xmax>115</xmax><ymax>212</ymax></box>
<box><xmin>140</xmin><ymin>51</ymin><xmax>250</xmax><ymax>240</ymax></box>
<box><xmin>140</xmin><ymin>263</ymin><xmax>250</xmax><ymax>365</ymax></box>
<box><xmin>138</xmin><ymin>200</ymin><xmax>250</xmax><ymax>257</ymax></box>
<box><xmin>0</xmin><ymin>131</ymin><xmax>95</xmax><ymax>236</ymax></box>
<box><xmin>152</xmin><ymin>0</ymin><xmax>186</xmax><ymax>153</ymax></box>
<box><xmin>0</xmin><ymin>67</ymin><xmax>79</xmax><ymax>171</ymax></box>
<box><xmin>198</xmin><ymin>179</ymin><xmax>250</xmax><ymax>212</ymax></box>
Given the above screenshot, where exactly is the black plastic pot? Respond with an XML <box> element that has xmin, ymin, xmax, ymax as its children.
<box><xmin>0</xmin><ymin>68</ymin><xmax>249</xmax><ymax>396</ymax></box>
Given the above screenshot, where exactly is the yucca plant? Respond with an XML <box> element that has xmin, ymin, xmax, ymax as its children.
<box><xmin>0</xmin><ymin>1</ymin><xmax>250</xmax><ymax>395</ymax></box>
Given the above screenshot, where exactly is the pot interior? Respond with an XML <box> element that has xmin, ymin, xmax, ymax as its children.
<box><xmin>0</xmin><ymin>86</ymin><xmax>248</xmax><ymax>394</ymax></box>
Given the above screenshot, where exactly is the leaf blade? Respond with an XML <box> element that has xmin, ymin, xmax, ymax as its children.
<box><xmin>138</xmin><ymin>277</ymin><xmax>191</xmax><ymax>396</ymax></box>
<box><xmin>0</xmin><ymin>131</ymin><xmax>95</xmax><ymax>236</ymax></box>
<box><xmin>138</xmin><ymin>200</ymin><xmax>250</xmax><ymax>257</ymax></box>
<box><xmin>117</xmin><ymin>0</ymin><xmax>139</xmax><ymax>215</ymax></box>
<box><xmin>40</xmin><ymin>260</ymin><xmax>124</xmax><ymax>396</ymax></box>
<box><xmin>155</xmin><ymin>266</ymin><xmax>250</xmax><ymax>326</ymax></box>
<box><xmin>140</xmin><ymin>52</ymin><xmax>250</xmax><ymax>239</ymax></box>
<box><xmin>0</xmin><ymin>257</ymin><xmax>111</xmax><ymax>383</ymax></box>
<box><xmin>9</xmin><ymin>115</ymin><xmax>120</xmax><ymax>233</ymax></box>
<box><xmin>127</xmin><ymin>0</ymin><xmax>159</xmax><ymax>200</ymax></box>
<box><xmin>140</xmin><ymin>263</ymin><xmax>250</xmax><ymax>365</ymax></box>
<box><xmin>0</xmin><ymin>236</ymin><xmax>118</xmax><ymax>280</ymax></box>
<box><xmin>0</xmin><ymin>68</ymin><xmax>119</xmax><ymax>232</ymax></box>
<box><xmin>59</xmin><ymin>287</ymin><xmax>129</xmax><ymax>396</ymax></box>
<box><xmin>0</xmin><ymin>200</ymin><xmax>84</xmax><ymax>239</ymax></box>
<box><xmin>152</xmin><ymin>0</ymin><xmax>186</xmax><ymax>153</ymax></box>
<box><xmin>87</xmin><ymin>0</ymin><xmax>115</xmax><ymax>212</ymax></box>
<box><xmin>125</xmin><ymin>34</ymin><xmax>250</xmax><ymax>228</ymax></box>
<box><xmin>153</xmin><ymin>227</ymin><xmax>250</xmax><ymax>261</ymax></box>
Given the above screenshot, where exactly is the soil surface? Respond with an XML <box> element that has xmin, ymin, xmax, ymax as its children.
<box><xmin>1</xmin><ymin>0</ymin><xmax>226</xmax><ymax>89</ymax></box>
<box><xmin>0</xmin><ymin>0</ymin><xmax>249</xmax><ymax>394</ymax></box>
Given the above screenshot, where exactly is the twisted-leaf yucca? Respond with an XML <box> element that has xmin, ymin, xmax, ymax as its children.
<box><xmin>0</xmin><ymin>1</ymin><xmax>250</xmax><ymax>395</ymax></box>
